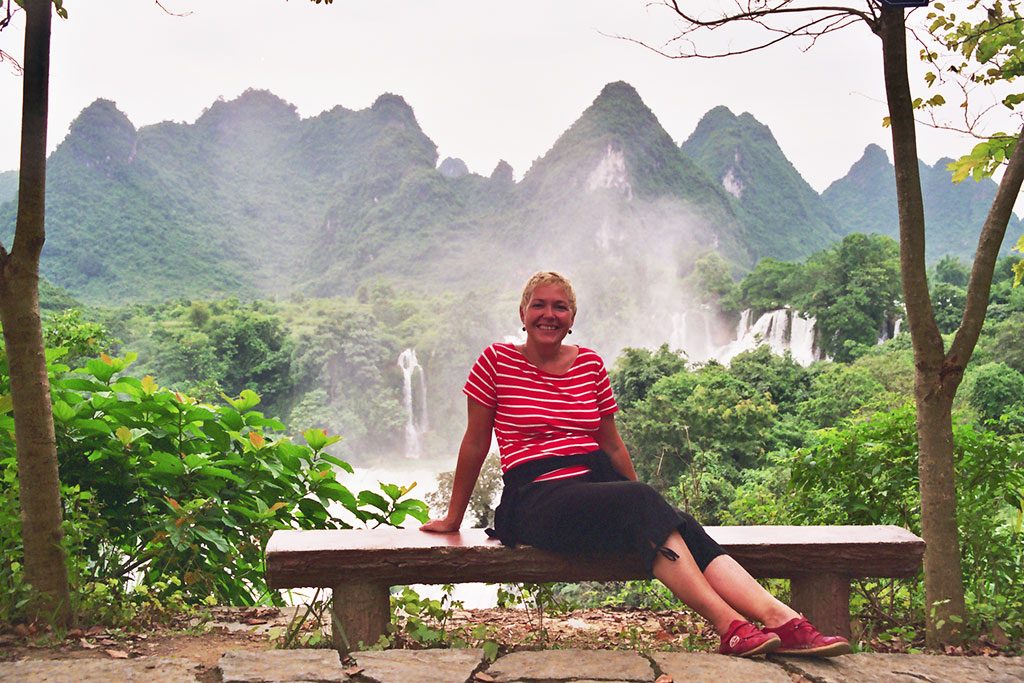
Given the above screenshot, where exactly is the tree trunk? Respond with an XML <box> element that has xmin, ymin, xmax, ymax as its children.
<box><xmin>0</xmin><ymin>0</ymin><xmax>71</xmax><ymax>626</ymax></box>
<box><xmin>878</xmin><ymin>7</ymin><xmax>965</xmax><ymax>647</ymax></box>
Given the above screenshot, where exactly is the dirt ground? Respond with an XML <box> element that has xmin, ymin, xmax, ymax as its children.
<box><xmin>0</xmin><ymin>605</ymin><xmax>1015</xmax><ymax>679</ymax></box>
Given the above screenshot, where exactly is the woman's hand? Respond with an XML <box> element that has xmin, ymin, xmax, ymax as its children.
<box><xmin>420</xmin><ymin>517</ymin><xmax>462</xmax><ymax>533</ymax></box>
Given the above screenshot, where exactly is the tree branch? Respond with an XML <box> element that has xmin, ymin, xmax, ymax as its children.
<box><xmin>880</xmin><ymin>6</ymin><xmax>945</xmax><ymax>367</ymax></box>
<box><xmin>0</xmin><ymin>47</ymin><xmax>22</xmax><ymax>74</ymax></box>
<box><xmin>154</xmin><ymin>1</ymin><xmax>192</xmax><ymax>18</ymax></box>
<box><xmin>615</xmin><ymin>0</ymin><xmax>876</xmax><ymax>59</ymax></box>
<box><xmin>947</xmin><ymin>125</ymin><xmax>1024</xmax><ymax>370</ymax></box>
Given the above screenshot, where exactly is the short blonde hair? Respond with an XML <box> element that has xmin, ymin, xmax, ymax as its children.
<box><xmin>519</xmin><ymin>271</ymin><xmax>577</xmax><ymax>315</ymax></box>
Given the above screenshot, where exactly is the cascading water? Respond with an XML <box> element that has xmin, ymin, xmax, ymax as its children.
<box><xmin>397</xmin><ymin>348</ymin><xmax>428</xmax><ymax>459</ymax></box>
<box><xmin>788</xmin><ymin>314</ymin><xmax>818</xmax><ymax>366</ymax></box>
<box><xmin>716</xmin><ymin>309</ymin><xmax>820</xmax><ymax>367</ymax></box>
<box><xmin>669</xmin><ymin>309</ymin><xmax>718</xmax><ymax>362</ymax></box>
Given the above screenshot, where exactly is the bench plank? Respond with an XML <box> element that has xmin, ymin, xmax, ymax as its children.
<box><xmin>266</xmin><ymin>525</ymin><xmax>924</xmax><ymax>588</ymax></box>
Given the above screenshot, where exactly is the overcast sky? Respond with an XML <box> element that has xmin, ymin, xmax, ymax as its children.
<box><xmin>0</xmin><ymin>0</ymin><xmax>994</xmax><ymax>192</ymax></box>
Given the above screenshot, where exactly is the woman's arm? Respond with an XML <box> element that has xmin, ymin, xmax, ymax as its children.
<box><xmin>420</xmin><ymin>397</ymin><xmax>496</xmax><ymax>533</ymax></box>
<box><xmin>596</xmin><ymin>414</ymin><xmax>638</xmax><ymax>481</ymax></box>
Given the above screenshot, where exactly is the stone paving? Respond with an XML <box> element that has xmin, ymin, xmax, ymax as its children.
<box><xmin>2</xmin><ymin>648</ymin><xmax>1023</xmax><ymax>682</ymax></box>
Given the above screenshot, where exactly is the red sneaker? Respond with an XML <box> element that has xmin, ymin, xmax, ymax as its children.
<box><xmin>763</xmin><ymin>616</ymin><xmax>851</xmax><ymax>656</ymax></box>
<box><xmin>718</xmin><ymin>620</ymin><xmax>781</xmax><ymax>657</ymax></box>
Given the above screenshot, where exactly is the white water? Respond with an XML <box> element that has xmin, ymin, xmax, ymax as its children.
<box><xmin>397</xmin><ymin>348</ymin><xmax>428</xmax><ymax>459</ymax></box>
<box><xmin>713</xmin><ymin>308</ymin><xmax>820</xmax><ymax>367</ymax></box>
<box><xmin>669</xmin><ymin>309</ymin><xmax>719</xmax><ymax>363</ymax></box>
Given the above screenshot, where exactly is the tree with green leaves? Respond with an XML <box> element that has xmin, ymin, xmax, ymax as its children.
<box><xmin>650</xmin><ymin>0</ymin><xmax>1024</xmax><ymax>646</ymax></box>
<box><xmin>0</xmin><ymin>0</ymin><xmax>329</xmax><ymax>626</ymax></box>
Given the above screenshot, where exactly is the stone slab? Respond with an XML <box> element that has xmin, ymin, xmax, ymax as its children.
<box><xmin>653</xmin><ymin>652</ymin><xmax>792</xmax><ymax>683</ymax></box>
<box><xmin>350</xmin><ymin>649</ymin><xmax>485</xmax><ymax>683</ymax></box>
<box><xmin>484</xmin><ymin>649</ymin><xmax>653</xmax><ymax>682</ymax></box>
<box><xmin>0</xmin><ymin>657</ymin><xmax>200</xmax><ymax>682</ymax></box>
<box><xmin>780</xmin><ymin>653</ymin><xmax>1024</xmax><ymax>683</ymax></box>
<box><xmin>219</xmin><ymin>649</ymin><xmax>345</xmax><ymax>682</ymax></box>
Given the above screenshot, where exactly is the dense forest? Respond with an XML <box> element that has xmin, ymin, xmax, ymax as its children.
<box><xmin>4</xmin><ymin>233</ymin><xmax>1020</xmax><ymax>645</ymax></box>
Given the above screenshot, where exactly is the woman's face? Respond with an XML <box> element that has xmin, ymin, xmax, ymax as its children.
<box><xmin>520</xmin><ymin>283</ymin><xmax>575</xmax><ymax>346</ymax></box>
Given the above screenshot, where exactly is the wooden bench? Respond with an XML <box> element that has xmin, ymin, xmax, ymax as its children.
<box><xmin>265</xmin><ymin>525</ymin><xmax>924</xmax><ymax>654</ymax></box>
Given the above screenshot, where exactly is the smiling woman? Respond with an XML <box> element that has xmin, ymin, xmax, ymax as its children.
<box><xmin>422</xmin><ymin>270</ymin><xmax>852</xmax><ymax>658</ymax></box>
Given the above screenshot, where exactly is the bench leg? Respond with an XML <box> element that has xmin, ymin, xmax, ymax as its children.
<box><xmin>790</xmin><ymin>573</ymin><xmax>851</xmax><ymax>640</ymax></box>
<box><xmin>331</xmin><ymin>582</ymin><xmax>390</xmax><ymax>655</ymax></box>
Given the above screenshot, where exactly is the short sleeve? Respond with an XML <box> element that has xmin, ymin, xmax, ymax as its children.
<box><xmin>463</xmin><ymin>345</ymin><xmax>498</xmax><ymax>408</ymax></box>
<box><xmin>594</xmin><ymin>357</ymin><xmax>618</xmax><ymax>416</ymax></box>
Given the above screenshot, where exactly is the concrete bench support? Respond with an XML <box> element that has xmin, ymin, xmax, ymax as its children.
<box><xmin>790</xmin><ymin>572</ymin><xmax>852</xmax><ymax>639</ymax></box>
<box><xmin>331</xmin><ymin>582</ymin><xmax>390</xmax><ymax>652</ymax></box>
<box><xmin>267</xmin><ymin>525</ymin><xmax>923</xmax><ymax>654</ymax></box>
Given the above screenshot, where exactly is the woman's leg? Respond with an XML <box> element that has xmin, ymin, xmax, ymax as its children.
<box><xmin>703</xmin><ymin>554</ymin><xmax>799</xmax><ymax>628</ymax></box>
<box><xmin>653</xmin><ymin>531</ymin><xmax>745</xmax><ymax>634</ymax></box>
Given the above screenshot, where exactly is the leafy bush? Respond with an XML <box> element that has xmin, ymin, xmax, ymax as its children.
<box><xmin>787</xmin><ymin>404</ymin><xmax>1024</xmax><ymax>639</ymax></box>
<box><xmin>0</xmin><ymin>348</ymin><xmax>428</xmax><ymax>622</ymax></box>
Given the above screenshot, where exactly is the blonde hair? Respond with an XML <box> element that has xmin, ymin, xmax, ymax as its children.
<box><xmin>519</xmin><ymin>271</ymin><xmax>577</xmax><ymax>315</ymax></box>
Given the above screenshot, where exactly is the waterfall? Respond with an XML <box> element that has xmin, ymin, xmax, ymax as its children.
<box><xmin>397</xmin><ymin>348</ymin><xmax>428</xmax><ymax>459</ymax></box>
<box><xmin>788</xmin><ymin>314</ymin><xmax>818</xmax><ymax>366</ymax></box>
<box><xmin>669</xmin><ymin>310</ymin><xmax>717</xmax><ymax>362</ymax></box>
<box><xmin>715</xmin><ymin>309</ymin><xmax>820</xmax><ymax>367</ymax></box>
<box><xmin>893</xmin><ymin>318</ymin><xmax>902</xmax><ymax>337</ymax></box>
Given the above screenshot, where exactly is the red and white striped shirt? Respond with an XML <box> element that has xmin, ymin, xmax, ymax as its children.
<box><xmin>463</xmin><ymin>343</ymin><xmax>619</xmax><ymax>482</ymax></box>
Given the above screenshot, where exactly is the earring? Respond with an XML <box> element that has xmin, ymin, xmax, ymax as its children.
<box><xmin>522</xmin><ymin>326</ymin><xmax>526</xmax><ymax>331</ymax></box>
<box><xmin>568</xmin><ymin>329</ymin><xmax>573</xmax><ymax>335</ymax></box>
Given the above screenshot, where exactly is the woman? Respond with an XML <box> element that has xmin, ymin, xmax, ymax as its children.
<box><xmin>422</xmin><ymin>271</ymin><xmax>850</xmax><ymax>658</ymax></box>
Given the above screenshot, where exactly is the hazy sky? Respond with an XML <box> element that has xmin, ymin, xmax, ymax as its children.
<box><xmin>0</xmin><ymin>0</ymin><xmax>995</xmax><ymax>192</ymax></box>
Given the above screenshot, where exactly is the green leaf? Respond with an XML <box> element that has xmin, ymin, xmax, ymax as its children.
<box><xmin>380</xmin><ymin>483</ymin><xmax>402</xmax><ymax>501</ymax></box>
<box><xmin>51</xmin><ymin>399</ymin><xmax>79</xmax><ymax>422</ymax></box>
<box><xmin>149</xmin><ymin>451</ymin><xmax>185</xmax><ymax>476</ymax></box>
<box><xmin>59</xmin><ymin>378</ymin><xmax>110</xmax><ymax>392</ymax></box>
<box><xmin>85</xmin><ymin>358</ymin><xmax>118</xmax><ymax>383</ymax></box>
<box><xmin>193</xmin><ymin>526</ymin><xmax>230</xmax><ymax>553</ymax></box>
<box><xmin>357</xmin><ymin>490</ymin><xmax>390</xmax><ymax>513</ymax></box>
<box><xmin>297</xmin><ymin>498</ymin><xmax>329</xmax><ymax>523</ymax></box>
<box><xmin>222</xmin><ymin>389</ymin><xmax>261</xmax><ymax>412</ymax></box>
<box><xmin>317</xmin><ymin>452</ymin><xmax>354</xmax><ymax>473</ymax></box>
<box><xmin>218</xmin><ymin>407</ymin><xmax>244</xmax><ymax>431</ymax></box>
<box><xmin>74</xmin><ymin>418</ymin><xmax>112</xmax><ymax>434</ymax></box>
<box><xmin>303</xmin><ymin>428</ymin><xmax>328</xmax><ymax>451</ymax></box>
<box><xmin>317</xmin><ymin>481</ymin><xmax>357</xmax><ymax>508</ymax></box>
<box><xmin>198</xmin><ymin>465</ymin><xmax>245</xmax><ymax>484</ymax></box>
<box><xmin>111</xmin><ymin>377</ymin><xmax>143</xmax><ymax>397</ymax></box>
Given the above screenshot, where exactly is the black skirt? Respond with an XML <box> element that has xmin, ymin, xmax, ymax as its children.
<box><xmin>490</xmin><ymin>452</ymin><xmax>725</xmax><ymax>574</ymax></box>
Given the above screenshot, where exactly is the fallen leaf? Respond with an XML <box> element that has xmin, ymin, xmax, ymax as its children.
<box><xmin>13</xmin><ymin>624</ymin><xmax>29</xmax><ymax>637</ymax></box>
<box><xmin>655</xmin><ymin>675</ymin><xmax>673</xmax><ymax>683</ymax></box>
<box><xmin>474</xmin><ymin>673</ymin><xmax>496</xmax><ymax>682</ymax></box>
<box><xmin>86</xmin><ymin>626</ymin><xmax>105</xmax><ymax>636</ymax></box>
<box><xmin>67</xmin><ymin>628</ymin><xmax>84</xmax><ymax>639</ymax></box>
<box><xmin>105</xmin><ymin>649</ymin><xmax>130</xmax><ymax>659</ymax></box>
<box><xmin>343</xmin><ymin>665</ymin><xmax>364</xmax><ymax>676</ymax></box>
<box><xmin>79</xmin><ymin>639</ymin><xmax>99</xmax><ymax>650</ymax></box>
<box><xmin>245</xmin><ymin>618</ymin><xmax>268</xmax><ymax>625</ymax></box>
<box><xmin>99</xmin><ymin>638</ymin><xmax>116</xmax><ymax>646</ymax></box>
<box><xmin>655</xmin><ymin>629</ymin><xmax>674</xmax><ymax>642</ymax></box>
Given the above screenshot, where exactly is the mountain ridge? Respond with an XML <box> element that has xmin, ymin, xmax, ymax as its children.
<box><xmin>1</xmin><ymin>83</ymin><xmax>1015</xmax><ymax>307</ymax></box>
